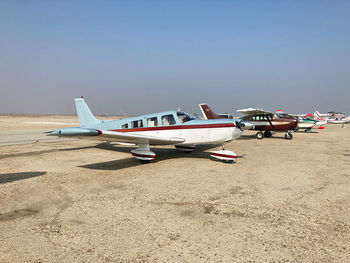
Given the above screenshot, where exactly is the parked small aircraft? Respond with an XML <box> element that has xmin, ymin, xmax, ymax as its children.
<box><xmin>48</xmin><ymin>98</ymin><xmax>253</xmax><ymax>163</ymax></box>
<box><xmin>276</xmin><ymin>111</ymin><xmax>325</xmax><ymax>132</ymax></box>
<box><xmin>314</xmin><ymin>110</ymin><xmax>350</xmax><ymax>125</ymax></box>
<box><xmin>199</xmin><ymin>104</ymin><xmax>297</xmax><ymax>140</ymax></box>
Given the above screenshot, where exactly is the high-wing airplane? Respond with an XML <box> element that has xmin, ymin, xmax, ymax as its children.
<box><xmin>47</xmin><ymin>98</ymin><xmax>253</xmax><ymax>163</ymax></box>
<box><xmin>199</xmin><ymin>104</ymin><xmax>297</xmax><ymax>140</ymax></box>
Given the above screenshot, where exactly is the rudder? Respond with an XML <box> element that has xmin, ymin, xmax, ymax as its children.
<box><xmin>74</xmin><ymin>98</ymin><xmax>101</xmax><ymax>127</ymax></box>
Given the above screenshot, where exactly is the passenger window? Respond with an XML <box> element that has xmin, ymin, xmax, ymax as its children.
<box><xmin>161</xmin><ymin>114</ymin><xmax>176</xmax><ymax>125</ymax></box>
<box><xmin>122</xmin><ymin>123</ymin><xmax>128</xmax><ymax>128</ymax></box>
<box><xmin>147</xmin><ymin>117</ymin><xmax>158</xmax><ymax>127</ymax></box>
<box><xmin>131</xmin><ymin>120</ymin><xmax>143</xmax><ymax>128</ymax></box>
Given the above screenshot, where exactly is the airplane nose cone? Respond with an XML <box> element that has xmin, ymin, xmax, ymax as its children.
<box><xmin>241</xmin><ymin>121</ymin><xmax>254</xmax><ymax>130</ymax></box>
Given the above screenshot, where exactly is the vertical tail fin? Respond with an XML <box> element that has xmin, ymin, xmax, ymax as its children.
<box><xmin>314</xmin><ymin>110</ymin><xmax>321</xmax><ymax>119</ymax></box>
<box><xmin>74</xmin><ymin>98</ymin><xmax>101</xmax><ymax>127</ymax></box>
<box><xmin>199</xmin><ymin>103</ymin><xmax>225</xmax><ymax>120</ymax></box>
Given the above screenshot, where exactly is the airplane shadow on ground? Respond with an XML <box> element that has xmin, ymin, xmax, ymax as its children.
<box><xmin>238</xmin><ymin>134</ymin><xmax>290</xmax><ymax>140</ymax></box>
<box><xmin>64</xmin><ymin>143</ymin><xmax>246</xmax><ymax>171</ymax></box>
<box><xmin>0</xmin><ymin>171</ymin><xmax>46</xmax><ymax>184</ymax></box>
<box><xmin>294</xmin><ymin>131</ymin><xmax>319</xmax><ymax>134</ymax></box>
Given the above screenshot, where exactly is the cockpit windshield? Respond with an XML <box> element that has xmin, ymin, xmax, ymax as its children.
<box><xmin>177</xmin><ymin>112</ymin><xmax>197</xmax><ymax>124</ymax></box>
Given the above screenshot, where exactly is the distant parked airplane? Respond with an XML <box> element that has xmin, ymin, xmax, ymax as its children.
<box><xmin>314</xmin><ymin>110</ymin><xmax>350</xmax><ymax>125</ymax></box>
<box><xmin>48</xmin><ymin>98</ymin><xmax>253</xmax><ymax>163</ymax></box>
<box><xmin>199</xmin><ymin>104</ymin><xmax>297</xmax><ymax>140</ymax></box>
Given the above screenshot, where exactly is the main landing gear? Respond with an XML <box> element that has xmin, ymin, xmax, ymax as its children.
<box><xmin>264</xmin><ymin>131</ymin><xmax>272</xmax><ymax>138</ymax></box>
<box><xmin>284</xmin><ymin>132</ymin><xmax>293</xmax><ymax>140</ymax></box>
<box><xmin>256</xmin><ymin>131</ymin><xmax>293</xmax><ymax>140</ymax></box>
<box><xmin>131</xmin><ymin>144</ymin><xmax>156</xmax><ymax>163</ymax></box>
<box><xmin>209</xmin><ymin>142</ymin><xmax>237</xmax><ymax>163</ymax></box>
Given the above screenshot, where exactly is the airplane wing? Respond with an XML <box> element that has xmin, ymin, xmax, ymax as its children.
<box><xmin>237</xmin><ymin>107</ymin><xmax>274</xmax><ymax>116</ymax></box>
<box><xmin>47</xmin><ymin>127</ymin><xmax>185</xmax><ymax>145</ymax></box>
<box><xmin>98</xmin><ymin>130</ymin><xmax>185</xmax><ymax>145</ymax></box>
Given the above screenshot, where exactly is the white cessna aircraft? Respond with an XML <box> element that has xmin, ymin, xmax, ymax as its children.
<box><xmin>48</xmin><ymin>98</ymin><xmax>253</xmax><ymax>163</ymax></box>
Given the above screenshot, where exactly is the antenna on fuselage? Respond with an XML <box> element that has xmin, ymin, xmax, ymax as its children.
<box><xmin>121</xmin><ymin>109</ymin><xmax>128</xmax><ymax>118</ymax></box>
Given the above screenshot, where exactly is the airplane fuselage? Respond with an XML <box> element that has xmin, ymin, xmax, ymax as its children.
<box><xmin>63</xmin><ymin>110</ymin><xmax>243</xmax><ymax>146</ymax></box>
<box><xmin>242</xmin><ymin>115</ymin><xmax>297</xmax><ymax>132</ymax></box>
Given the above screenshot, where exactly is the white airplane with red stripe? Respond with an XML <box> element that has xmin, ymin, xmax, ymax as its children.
<box><xmin>47</xmin><ymin>98</ymin><xmax>253</xmax><ymax>163</ymax></box>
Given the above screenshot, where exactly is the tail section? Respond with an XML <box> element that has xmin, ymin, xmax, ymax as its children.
<box><xmin>314</xmin><ymin>110</ymin><xmax>321</xmax><ymax>119</ymax></box>
<box><xmin>199</xmin><ymin>103</ymin><xmax>225</xmax><ymax>120</ymax></box>
<box><xmin>74</xmin><ymin>98</ymin><xmax>102</xmax><ymax>127</ymax></box>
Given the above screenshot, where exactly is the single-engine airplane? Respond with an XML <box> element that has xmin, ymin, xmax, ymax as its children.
<box><xmin>47</xmin><ymin>98</ymin><xmax>253</xmax><ymax>163</ymax></box>
<box><xmin>275</xmin><ymin>110</ymin><xmax>323</xmax><ymax>132</ymax></box>
<box><xmin>199</xmin><ymin>104</ymin><xmax>297</xmax><ymax>140</ymax></box>
<box><xmin>314</xmin><ymin>110</ymin><xmax>350</xmax><ymax>125</ymax></box>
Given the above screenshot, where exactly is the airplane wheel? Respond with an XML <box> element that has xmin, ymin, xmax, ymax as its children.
<box><xmin>305</xmin><ymin>129</ymin><xmax>311</xmax><ymax>133</ymax></box>
<box><xmin>140</xmin><ymin>160</ymin><xmax>151</xmax><ymax>164</ymax></box>
<box><xmin>256</xmin><ymin>132</ymin><xmax>264</xmax><ymax>140</ymax></box>
<box><xmin>284</xmin><ymin>132</ymin><xmax>293</xmax><ymax>140</ymax></box>
<box><xmin>264</xmin><ymin>131</ymin><xmax>272</xmax><ymax>138</ymax></box>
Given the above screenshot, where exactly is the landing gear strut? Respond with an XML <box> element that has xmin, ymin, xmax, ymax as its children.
<box><xmin>131</xmin><ymin>144</ymin><xmax>156</xmax><ymax>163</ymax></box>
<box><xmin>284</xmin><ymin>132</ymin><xmax>293</xmax><ymax>140</ymax></box>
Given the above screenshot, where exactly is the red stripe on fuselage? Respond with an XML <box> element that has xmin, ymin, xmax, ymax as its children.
<box><xmin>111</xmin><ymin>123</ymin><xmax>235</xmax><ymax>133</ymax></box>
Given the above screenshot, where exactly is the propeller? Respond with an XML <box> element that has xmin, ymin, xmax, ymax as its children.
<box><xmin>235</xmin><ymin>120</ymin><xmax>245</xmax><ymax>131</ymax></box>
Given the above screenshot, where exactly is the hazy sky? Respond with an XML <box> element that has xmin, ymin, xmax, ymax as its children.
<box><xmin>1</xmin><ymin>0</ymin><xmax>349</xmax><ymax>116</ymax></box>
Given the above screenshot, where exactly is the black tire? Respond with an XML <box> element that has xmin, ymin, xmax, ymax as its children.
<box><xmin>284</xmin><ymin>132</ymin><xmax>293</xmax><ymax>140</ymax></box>
<box><xmin>264</xmin><ymin>131</ymin><xmax>272</xmax><ymax>138</ymax></box>
<box><xmin>140</xmin><ymin>160</ymin><xmax>151</xmax><ymax>164</ymax></box>
<box><xmin>256</xmin><ymin>132</ymin><xmax>264</xmax><ymax>140</ymax></box>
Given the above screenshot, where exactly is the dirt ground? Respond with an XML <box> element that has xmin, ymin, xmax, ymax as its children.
<box><xmin>0</xmin><ymin>115</ymin><xmax>349</xmax><ymax>262</ymax></box>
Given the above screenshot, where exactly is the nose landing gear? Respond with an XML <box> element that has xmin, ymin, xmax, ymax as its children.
<box><xmin>256</xmin><ymin>131</ymin><xmax>264</xmax><ymax>139</ymax></box>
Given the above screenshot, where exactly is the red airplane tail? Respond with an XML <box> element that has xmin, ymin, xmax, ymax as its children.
<box><xmin>199</xmin><ymin>104</ymin><xmax>225</xmax><ymax>120</ymax></box>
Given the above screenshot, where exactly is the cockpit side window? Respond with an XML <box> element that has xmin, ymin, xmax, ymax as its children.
<box><xmin>122</xmin><ymin>123</ymin><xmax>128</xmax><ymax>128</ymax></box>
<box><xmin>161</xmin><ymin>114</ymin><xmax>176</xmax><ymax>125</ymax></box>
<box><xmin>177</xmin><ymin>112</ymin><xmax>196</xmax><ymax>124</ymax></box>
<box><xmin>147</xmin><ymin>117</ymin><xmax>158</xmax><ymax>127</ymax></box>
<box><xmin>131</xmin><ymin>119</ymin><xmax>143</xmax><ymax>128</ymax></box>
